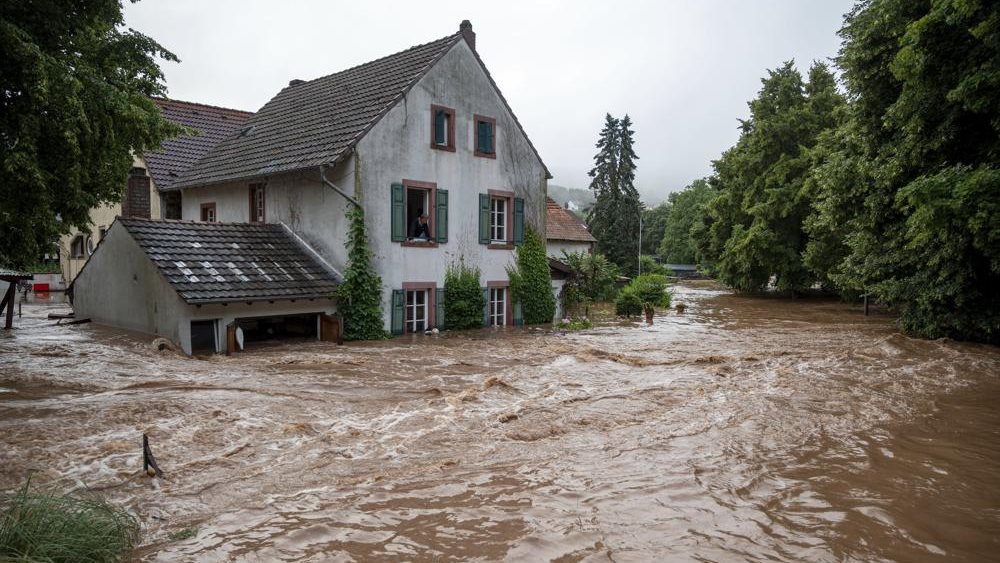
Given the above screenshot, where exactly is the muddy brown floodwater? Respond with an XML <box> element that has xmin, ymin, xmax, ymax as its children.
<box><xmin>1</xmin><ymin>281</ymin><xmax>999</xmax><ymax>562</ymax></box>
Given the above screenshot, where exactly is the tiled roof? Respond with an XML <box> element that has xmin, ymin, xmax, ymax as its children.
<box><xmin>0</xmin><ymin>269</ymin><xmax>32</xmax><ymax>281</ymax></box>
<box><xmin>143</xmin><ymin>99</ymin><xmax>253</xmax><ymax>191</ymax></box>
<box><xmin>170</xmin><ymin>33</ymin><xmax>462</xmax><ymax>189</ymax></box>
<box><xmin>118</xmin><ymin>218</ymin><xmax>339</xmax><ymax>304</ymax></box>
<box><xmin>546</xmin><ymin>198</ymin><xmax>596</xmax><ymax>243</ymax></box>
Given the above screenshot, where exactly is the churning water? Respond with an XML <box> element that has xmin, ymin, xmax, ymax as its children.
<box><xmin>1</xmin><ymin>282</ymin><xmax>998</xmax><ymax>561</ymax></box>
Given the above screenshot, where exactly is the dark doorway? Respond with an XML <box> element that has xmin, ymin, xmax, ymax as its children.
<box><xmin>238</xmin><ymin>314</ymin><xmax>318</xmax><ymax>346</ymax></box>
<box><xmin>190</xmin><ymin>320</ymin><xmax>217</xmax><ymax>354</ymax></box>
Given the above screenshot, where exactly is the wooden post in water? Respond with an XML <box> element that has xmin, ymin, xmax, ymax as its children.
<box><xmin>143</xmin><ymin>433</ymin><xmax>164</xmax><ymax>478</ymax></box>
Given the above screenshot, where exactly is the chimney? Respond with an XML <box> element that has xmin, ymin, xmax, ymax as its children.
<box><xmin>288</xmin><ymin>79</ymin><xmax>305</xmax><ymax>87</ymax></box>
<box><xmin>460</xmin><ymin>20</ymin><xmax>475</xmax><ymax>51</ymax></box>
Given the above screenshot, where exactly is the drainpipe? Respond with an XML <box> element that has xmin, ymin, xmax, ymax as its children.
<box><xmin>319</xmin><ymin>164</ymin><xmax>360</xmax><ymax>209</ymax></box>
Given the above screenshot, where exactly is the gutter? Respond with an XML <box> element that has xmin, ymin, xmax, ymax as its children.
<box><xmin>319</xmin><ymin>164</ymin><xmax>360</xmax><ymax>209</ymax></box>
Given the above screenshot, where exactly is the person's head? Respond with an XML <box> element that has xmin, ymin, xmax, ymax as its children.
<box><xmin>419</xmin><ymin>213</ymin><xmax>428</xmax><ymax>224</ymax></box>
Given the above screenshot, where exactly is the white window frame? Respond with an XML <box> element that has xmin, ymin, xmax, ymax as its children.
<box><xmin>489</xmin><ymin>287</ymin><xmax>507</xmax><ymax>327</ymax></box>
<box><xmin>405</xmin><ymin>289</ymin><xmax>428</xmax><ymax>333</ymax></box>
<box><xmin>490</xmin><ymin>196</ymin><xmax>507</xmax><ymax>243</ymax></box>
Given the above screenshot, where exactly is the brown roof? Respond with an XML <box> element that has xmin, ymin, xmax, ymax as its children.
<box><xmin>143</xmin><ymin>99</ymin><xmax>253</xmax><ymax>191</ymax></box>
<box><xmin>172</xmin><ymin>22</ymin><xmax>549</xmax><ymax>189</ymax></box>
<box><xmin>546</xmin><ymin>198</ymin><xmax>596</xmax><ymax>243</ymax></box>
<box><xmin>116</xmin><ymin>218</ymin><xmax>339</xmax><ymax>304</ymax></box>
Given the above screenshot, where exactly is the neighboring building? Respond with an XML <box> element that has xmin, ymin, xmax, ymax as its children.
<box><xmin>58</xmin><ymin>99</ymin><xmax>253</xmax><ymax>285</ymax></box>
<box><xmin>157</xmin><ymin>20</ymin><xmax>550</xmax><ymax>336</ymax></box>
<box><xmin>545</xmin><ymin>197</ymin><xmax>596</xmax><ymax>258</ymax></box>
<box><xmin>72</xmin><ymin>218</ymin><xmax>340</xmax><ymax>355</ymax></box>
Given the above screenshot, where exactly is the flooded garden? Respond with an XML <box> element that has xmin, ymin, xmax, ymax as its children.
<box><xmin>1</xmin><ymin>281</ymin><xmax>998</xmax><ymax>562</ymax></box>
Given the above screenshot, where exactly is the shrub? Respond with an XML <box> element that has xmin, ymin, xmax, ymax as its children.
<box><xmin>444</xmin><ymin>261</ymin><xmax>484</xmax><ymax>330</ymax></box>
<box><xmin>507</xmin><ymin>228</ymin><xmax>556</xmax><ymax>324</ymax></box>
<box><xmin>561</xmin><ymin>251</ymin><xmax>620</xmax><ymax>310</ymax></box>
<box><xmin>557</xmin><ymin>317</ymin><xmax>593</xmax><ymax>330</ymax></box>
<box><xmin>337</xmin><ymin>206</ymin><xmax>389</xmax><ymax>340</ymax></box>
<box><xmin>639</xmin><ymin>255</ymin><xmax>672</xmax><ymax>276</ymax></box>
<box><xmin>0</xmin><ymin>479</ymin><xmax>140</xmax><ymax>562</ymax></box>
<box><xmin>616</xmin><ymin>274</ymin><xmax>671</xmax><ymax>317</ymax></box>
<box><xmin>615</xmin><ymin>287</ymin><xmax>643</xmax><ymax>317</ymax></box>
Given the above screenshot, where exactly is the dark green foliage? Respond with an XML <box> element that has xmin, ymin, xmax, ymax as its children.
<box><xmin>337</xmin><ymin>207</ymin><xmax>389</xmax><ymax>341</ymax></box>
<box><xmin>443</xmin><ymin>261</ymin><xmax>484</xmax><ymax>330</ymax></box>
<box><xmin>812</xmin><ymin>0</ymin><xmax>1000</xmax><ymax>341</ymax></box>
<box><xmin>641</xmin><ymin>203</ymin><xmax>670</xmax><ymax>256</ymax></box>
<box><xmin>658</xmin><ymin>178</ymin><xmax>717</xmax><ymax>264</ymax></box>
<box><xmin>615</xmin><ymin>274</ymin><xmax>671</xmax><ymax>317</ymax></box>
<box><xmin>507</xmin><ymin>228</ymin><xmax>556</xmax><ymax>324</ymax></box>
<box><xmin>0</xmin><ymin>0</ymin><xmax>184</xmax><ymax>268</ymax></box>
<box><xmin>639</xmin><ymin>256</ymin><xmax>671</xmax><ymax>276</ymax></box>
<box><xmin>614</xmin><ymin>288</ymin><xmax>643</xmax><ymax>317</ymax></box>
<box><xmin>694</xmin><ymin>61</ymin><xmax>845</xmax><ymax>293</ymax></box>
<box><xmin>586</xmin><ymin>114</ymin><xmax>643</xmax><ymax>275</ymax></box>
<box><xmin>0</xmin><ymin>479</ymin><xmax>140</xmax><ymax>562</ymax></box>
<box><xmin>560</xmin><ymin>251</ymin><xmax>620</xmax><ymax>310</ymax></box>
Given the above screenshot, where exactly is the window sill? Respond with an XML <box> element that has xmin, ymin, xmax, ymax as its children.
<box><xmin>486</xmin><ymin>242</ymin><xmax>514</xmax><ymax>250</ymax></box>
<box><xmin>474</xmin><ymin>151</ymin><xmax>497</xmax><ymax>159</ymax></box>
<box><xmin>430</xmin><ymin>143</ymin><xmax>455</xmax><ymax>153</ymax></box>
<box><xmin>402</xmin><ymin>240</ymin><xmax>439</xmax><ymax>248</ymax></box>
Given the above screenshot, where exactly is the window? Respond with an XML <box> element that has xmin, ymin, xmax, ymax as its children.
<box><xmin>405</xmin><ymin>289</ymin><xmax>428</xmax><ymax>333</ymax></box>
<box><xmin>391</xmin><ymin>283</ymin><xmax>439</xmax><ymax>335</ymax></box>
<box><xmin>474</xmin><ymin>115</ymin><xmax>496</xmax><ymax>158</ymax></box>
<box><xmin>249</xmin><ymin>183</ymin><xmax>265</xmax><ymax>223</ymax></box>
<box><xmin>201</xmin><ymin>203</ymin><xmax>217</xmax><ymax>222</ymax></box>
<box><xmin>98</xmin><ymin>227</ymin><xmax>108</xmax><ymax>241</ymax></box>
<box><xmin>430</xmin><ymin>105</ymin><xmax>455</xmax><ymax>152</ymax></box>
<box><xmin>488</xmin><ymin>287</ymin><xmax>507</xmax><ymax>327</ymax></box>
<box><xmin>391</xmin><ymin>180</ymin><xmax>447</xmax><ymax>244</ymax></box>
<box><xmin>162</xmin><ymin>191</ymin><xmax>182</xmax><ymax>220</ymax></box>
<box><xmin>70</xmin><ymin>235</ymin><xmax>86</xmax><ymax>259</ymax></box>
<box><xmin>407</xmin><ymin>186</ymin><xmax>431</xmax><ymax>240</ymax></box>
<box><xmin>479</xmin><ymin>192</ymin><xmax>524</xmax><ymax>246</ymax></box>
<box><xmin>490</xmin><ymin>196</ymin><xmax>507</xmax><ymax>242</ymax></box>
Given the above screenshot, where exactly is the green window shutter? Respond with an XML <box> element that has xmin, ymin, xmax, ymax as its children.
<box><xmin>435</xmin><ymin>189</ymin><xmax>448</xmax><ymax>243</ymax></box>
<box><xmin>482</xmin><ymin>287</ymin><xmax>489</xmax><ymax>326</ymax></box>
<box><xmin>513</xmin><ymin>299</ymin><xmax>524</xmax><ymax>326</ymax></box>
<box><xmin>391</xmin><ymin>289</ymin><xmax>405</xmax><ymax>335</ymax></box>
<box><xmin>391</xmin><ymin>183</ymin><xmax>405</xmax><ymax>242</ymax></box>
<box><xmin>479</xmin><ymin>193</ymin><xmax>490</xmax><ymax>244</ymax></box>
<box><xmin>435</xmin><ymin>288</ymin><xmax>445</xmax><ymax>329</ymax></box>
<box><xmin>513</xmin><ymin>197</ymin><xmax>525</xmax><ymax>245</ymax></box>
<box><xmin>477</xmin><ymin>121</ymin><xmax>492</xmax><ymax>153</ymax></box>
<box><xmin>434</xmin><ymin>110</ymin><xmax>446</xmax><ymax>145</ymax></box>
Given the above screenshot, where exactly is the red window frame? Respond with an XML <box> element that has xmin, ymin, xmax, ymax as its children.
<box><xmin>488</xmin><ymin>189</ymin><xmax>514</xmax><ymax>247</ymax></box>
<box><xmin>249</xmin><ymin>183</ymin><xmax>265</xmax><ymax>223</ymax></box>
<box><xmin>402</xmin><ymin>281</ymin><xmax>437</xmax><ymax>333</ymax></box>
<box><xmin>474</xmin><ymin>114</ymin><xmax>497</xmax><ymax>159</ymax></box>
<box><xmin>402</xmin><ymin>179</ymin><xmax>437</xmax><ymax>246</ymax></box>
<box><xmin>430</xmin><ymin>104</ymin><xmax>456</xmax><ymax>152</ymax></box>
<box><xmin>200</xmin><ymin>202</ymin><xmax>217</xmax><ymax>222</ymax></box>
<box><xmin>486</xmin><ymin>280</ymin><xmax>513</xmax><ymax>326</ymax></box>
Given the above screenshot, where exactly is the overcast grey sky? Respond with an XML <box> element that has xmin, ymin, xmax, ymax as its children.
<box><xmin>123</xmin><ymin>0</ymin><xmax>855</xmax><ymax>202</ymax></box>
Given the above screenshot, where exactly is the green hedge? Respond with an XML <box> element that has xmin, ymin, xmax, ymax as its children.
<box><xmin>444</xmin><ymin>261</ymin><xmax>484</xmax><ymax>330</ymax></box>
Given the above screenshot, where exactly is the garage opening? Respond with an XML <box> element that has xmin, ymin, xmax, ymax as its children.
<box><xmin>190</xmin><ymin>320</ymin><xmax>218</xmax><ymax>354</ymax></box>
<box><xmin>237</xmin><ymin>314</ymin><xmax>319</xmax><ymax>348</ymax></box>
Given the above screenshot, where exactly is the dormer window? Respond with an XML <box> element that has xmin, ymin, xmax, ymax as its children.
<box><xmin>430</xmin><ymin>105</ymin><xmax>455</xmax><ymax>152</ymax></box>
<box><xmin>474</xmin><ymin>115</ymin><xmax>496</xmax><ymax>158</ymax></box>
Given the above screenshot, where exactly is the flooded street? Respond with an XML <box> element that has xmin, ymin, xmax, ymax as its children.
<box><xmin>1</xmin><ymin>281</ymin><xmax>999</xmax><ymax>562</ymax></box>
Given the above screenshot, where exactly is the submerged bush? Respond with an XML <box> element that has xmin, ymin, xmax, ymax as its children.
<box><xmin>616</xmin><ymin>274</ymin><xmax>671</xmax><ymax>318</ymax></box>
<box><xmin>0</xmin><ymin>479</ymin><xmax>140</xmax><ymax>563</ymax></box>
<box><xmin>507</xmin><ymin>228</ymin><xmax>556</xmax><ymax>324</ymax></box>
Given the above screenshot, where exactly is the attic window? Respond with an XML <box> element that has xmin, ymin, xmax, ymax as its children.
<box><xmin>430</xmin><ymin>105</ymin><xmax>455</xmax><ymax>152</ymax></box>
<box><xmin>474</xmin><ymin>115</ymin><xmax>496</xmax><ymax>158</ymax></box>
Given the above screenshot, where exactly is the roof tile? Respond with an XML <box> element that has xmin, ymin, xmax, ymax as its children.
<box><xmin>546</xmin><ymin>198</ymin><xmax>596</xmax><ymax>243</ymax></box>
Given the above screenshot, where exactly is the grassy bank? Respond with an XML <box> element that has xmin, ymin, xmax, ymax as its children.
<box><xmin>0</xmin><ymin>480</ymin><xmax>139</xmax><ymax>562</ymax></box>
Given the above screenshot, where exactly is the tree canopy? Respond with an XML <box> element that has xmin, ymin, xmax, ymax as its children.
<box><xmin>1</xmin><ymin>0</ymin><xmax>183</xmax><ymax>268</ymax></box>
<box><xmin>683</xmin><ymin>0</ymin><xmax>999</xmax><ymax>342</ymax></box>
<box><xmin>657</xmin><ymin>178</ymin><xmax>717</xmax><ymax>264</ymax></box>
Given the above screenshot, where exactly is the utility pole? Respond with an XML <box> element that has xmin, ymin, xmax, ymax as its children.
<box><xmin>637</xmin><ymin>206</ymin><xmax>643</xmax><ymax>276</ymax></box>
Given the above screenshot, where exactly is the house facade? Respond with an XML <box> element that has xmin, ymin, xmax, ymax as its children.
<box><xmin>167</xmin><ymin>21</ymin><xmax>550</xmax><ymax>335</ymax></box>
<box><xmin>57</xmin><ymin>100</ymin><xmax>252</xmax><ymax>285</ymax></box>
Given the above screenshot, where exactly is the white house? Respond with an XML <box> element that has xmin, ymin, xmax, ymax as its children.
<box><xmin>73</xmin><ymin>20</ymin><xmax>551</xmax><ymax>348</ymax></box>
<box><xmin>545</xmin><ymin>197</ymin><xmax>596</xmax><ymax>258</ymax></box>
